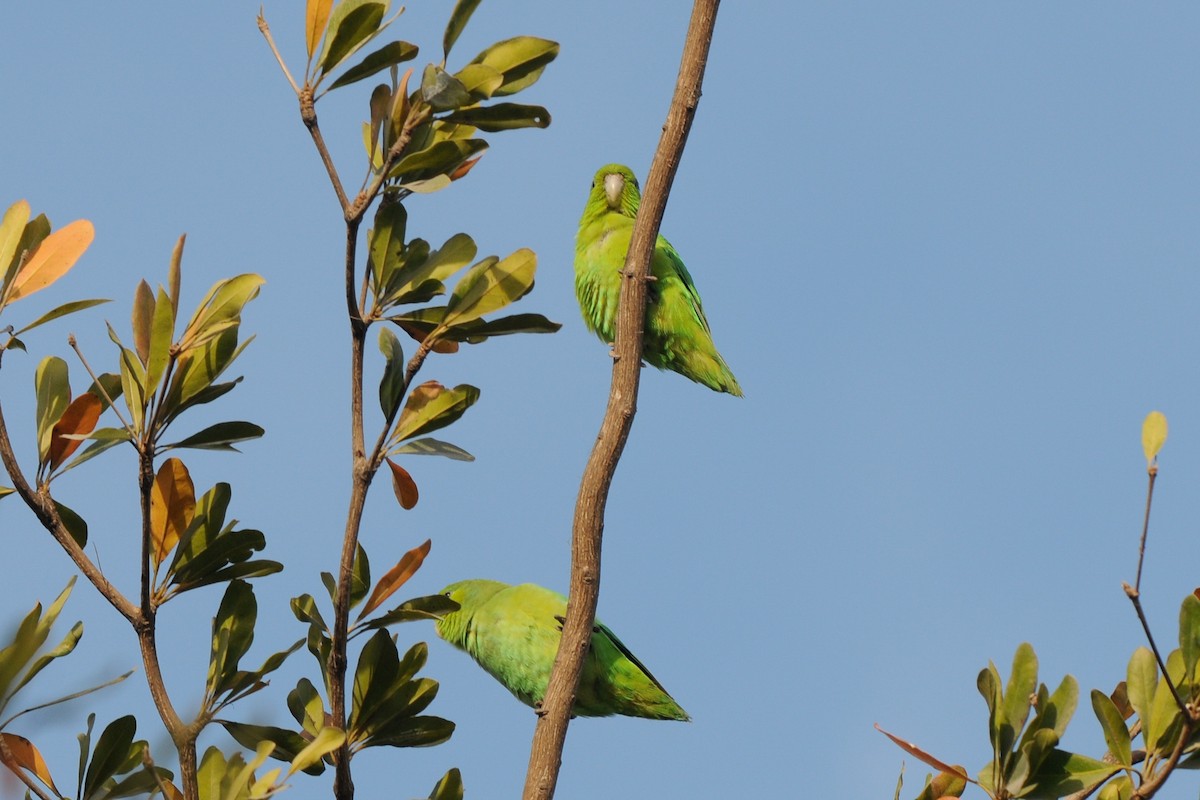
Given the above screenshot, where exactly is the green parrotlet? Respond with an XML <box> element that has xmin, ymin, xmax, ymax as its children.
<box><xmin>574</xmin><ymin>163</ymin><xmax>742</xmax><ymax>396</ymax></box>
<box><xmin>434</xmin><ymin>579</ymin><xmax>689</xmax><ymax>721</ymax></box>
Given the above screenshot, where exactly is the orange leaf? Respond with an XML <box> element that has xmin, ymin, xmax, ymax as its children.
<box><xmin>306</xmin><ymin>0</ymin><xmax>334</xmax><ymax>60</ymax></box>
<box><xmin>0</xmin><ymin>732</ymin><xmax>59</xmax><ymax>794</ymax></box>
<box><xmin>162</xmin><ymin>781</ymin><xmax>185</xmax><ymax>800</ymax></box>
<box><xmin>8</xmin><ymin>219</ymin><xmax>94</xmax><ymax>302</ymax></box>
<box><xmin>359</xmin><ymin>538</ymin><xmax>431</xmax><ymax>619</ymax></box>
<box><xmin>150</xmin><ymin>457</ymin><xmax>196</xmax><ymax>566</ymax></box>
<box><xmin>386</xmin><ymin>458</ymin><xmax>419</xmax><ymax>510</ymax></box>
<box><xmin>450</xmin><ymin>155</ymin><xmax>483</xmax><ymax>181</ymax></box>
<box><xmin>47</xmin><ymin>393</ymin><xmax>102</xmax><ymax>470</ymax></box>
<box><xmin>873</xmin><ymin>724</ymin><xmax>972</xmax><ymax>782</ymax></box>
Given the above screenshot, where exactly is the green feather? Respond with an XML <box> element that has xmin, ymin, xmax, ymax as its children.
<box><xmin>435</xmin><ymin>579</ymin><xmax>690</xmax><ymax>721</ymax></box>
<box><xmin>574</xmin><ymin>163</ymin><xmax>742</xmax><ymax>396</ymax></box>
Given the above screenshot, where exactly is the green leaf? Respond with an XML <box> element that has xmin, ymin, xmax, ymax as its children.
<box><xmin>328</xmin><ymin>40</ymin><xmax>418</xmax><ymax>90</ymax></box>
<box><xmin>359</xmin><ymin>594</ymin><xmax>460</xmax><ymax>632</ymax></box>
<box><xmin>443</xmin><ymin>102</ymin><xmax>550</xmax><ymax>131</ymax></box>
<box><xmin>1017</xmin><ymin>748</ymin><xmax>1118</xmax><ymax>799</ymax></box>
<box><xmin>86</xmin><ymin>373</ymin><xmax>123</xmax><ymax>412</ymax></box>
<box><xmin>1002</xmin><ymin>643</ymin><xmax>1038</xmax><ymax>752</ymax></box>
<box><xmin>177</xmin><ymin>273</ymin><xmax>262</xmax><ymax>353</ymax></box>
<box><xmin>131</xmin><ymin>280</ymin><xmax>154</xmax><ymax>365</ymax></box>
<box><xmin>391</xmin><ymin>381</ymin><xmax>480</xmax><ymax>443</ymax></box>
<box><xmin>1090</xmin><ymin>689</ymin><xmax>1132</xmax><ymax>767</ymax></box>
<box><xmin>145</xmin><ymin>286</ymin><xmax>175</xmax><ymax>396</ymax></box>
<box><xmin>454</xmin><ymin>63</ymin><xmax>503</xmax><ymax>100</ymax></box>
<box><xmin>350</xmin><ymin>632</ymin><xmax>403</xmax><ymax>736</ymax></box>
<box><xmin>161</xmin><ymin>421</ymin><xmax>264</xmax><ymax>452</ymax></box>
<box><xmin>0</xmin><ymin>200</ymin><xmax>31</xmax><ymax>295</ymax></box>
<box><xmin>53</xmin><ymin>500</ymin><xmax>88</xmax><ymax>547</ymax></box>
<box><xmin>433</xmin><ymin>311</ymin><xmax>561</xmax><ymax>344</ymax></box>
<box><xmin>34</xmin><ymin>356</ymin><xmax>70</xmax><ymax>464</ymax></box>
<box><xmin>383</xmin><ymin>232</ymin><xmax>476</xmax><ymax>307</ymax></box>
<box><xmin>1096</xmin><ymin>775</ymin><xmax>1133</xmax><ymax>800</ymax></box>
<box><xmin>1181</xmin><ymin>593</ymin><xmax>1200</xmax><ymax>687</ymax></box>
<box><xmin>287</xmin><ymin>678</ymin><xmax>327</xmax><ymax>737</ymax></box>
<box><xmin>350</xmin><ymin>544</ymin><xmax>371</xmax><ymax>610</ymax></box>
<box><xmin>82</xmin><ymin>715</ymin><xmax>136</xmax><ymax>800</ymax></box>
<box><xmin>1126</xmin><ymin>647</ymin><xmax>1158</xmax><ymax>753</ymax></box>
<box><xmin>390</xmin><ymin>437</ymin><xmax>474</xmax><ymax>461</ymax></box>
<box><xmin>367</xmin><ymin>715</ymin><xmax>454</xmax><ymax>748</ymax></box>
<box><xmin>442</xmin><ymin>248</ymin><xmax>536</xmax><ymax>328</ymax></box>
<box><xmin>443</xmin><ymin>0</ymin><xmax>482</xmax><ymax>59</ymax></box>
<box><xmin>14</xmin><ymin>298</ymin><xmax>110</xmax><ymax>336</ymax></box>
<box><xmin>206</xmin><ymin>580</ymin><xmax>256</xmax><ymax>699</ymax></box>
<box><xmin>369</xmin><ymin>199</ymin><xmax>407</xmax><ymax>298</ymax></box>
<box><xmin>378</xmin><ymin>327</ymin><xmax>406</xmax><ymax>419</ymax></box>
<box><xmin>291</xmin><ymin>594</ymin><xmax>328</xmax><ymax>632</ymax></box>
<box><xmin>1019</xmin><ymin>675</ymin><xmax>1077</xmax><ymax>749</ymax></box>
<box><xmin>466</xmin><ymin>36</ymin><xmax>558</xmax><ymax>97</ymax></box>
<box><xmin>977</xmin><ymin>662</ymin><xmax>1004</xmax><ymax>778</ymax></box>
<box><xmin>218</xmin><ymin>721</ymin><xmax>324</xmax><ymax>776</ymax></box>
<box><xmin>318</xmin><ymin>0</ymin><xmax>386</xmax><ymax>75</ymax></box>
<box><xmin>390</xmin><ymin>139</ymin><xmax>488</xmax><ymax>183</ymax></box>
<box><xmin>429</xmin><ymin>767</ymin><xmax>464</xmax><ymax>800</ymax></box>
<box><xmin>421</xmin><ymin>64</ymin><xmax>471</xmax><ymax>111</ymax></box>
<box><xmin>1147</xmin><ymin>649</ymin><xmax>1184</xmax><ymax>755</ymax></box>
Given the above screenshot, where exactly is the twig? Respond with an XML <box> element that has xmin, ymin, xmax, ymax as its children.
<box><xmin>1134</xmin><ymin>469</ymin><xmax>1157</xmax><ymax>593</ymax></box>
<box><xmin>1124</xmin><ymin>583</ymin><xmax>1187</xmax><ymax>716</ymax></box>
<box><xmin>256</xmin><ymin>12</ymin><xmax>301</xmax><ymax>96</ymax></box>
<box><xmin>520</xmin><ymin>2</ymin><xmax>721</xmax><ymax>798</ymax></box>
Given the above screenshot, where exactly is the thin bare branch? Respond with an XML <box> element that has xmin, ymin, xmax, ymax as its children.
<box><xmin>257</xmin><ymin>11</ymin><xmax>301</xmax><ymax>95</ymax></box>
<box><xmin>521</xmin><ymin>2</ymin><xmax>721</xmax><ymax>798</ymax></box>
<box><xmin>1134</xmin><ymin>469</ymin><xmax>1157</xmax><ymax>593</ymax></box>
<box><xmin>0</xmin><ymin>399</ymin><xmax>140</xmax><ymax>625</ymax></box>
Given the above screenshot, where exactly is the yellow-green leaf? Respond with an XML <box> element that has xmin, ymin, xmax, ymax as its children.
<box><xmin>34</xmin><ymin>356</ymin><xmax>70</xmax><ymax>464</ymax></box>
<box><xmin>442</xmin><ymin>248</ymin><xmax>536</xmax><ymax>328</ymax></box>
<box><xmin>467</xmin><ymin>36</ymin><xmax>559</xmax><ymax>97</ymax></box>
<box><xmin>8</xmin><ymin>219</ymin><xmax>94</xmax><ymax>302</ymax></box>
<box><xmin>288</xmin><ymin>726</ymin><xmax>345</xmax><ymax>777</ymax></box>
<box><xmin>443</xmin><ymin>0</ymin><xmax>482</xmax><ymax>60</ymax></box>
<box><xmin>1142</xmin><ymin>410</ymin><xmax>1167</xmax><ymax>467</ymax></box>
<box><xmin>132</xmin><ymin>279</ymin><xmax>155</xmax><ymax>365</ymax></box>
<box><xmin>391</xmin><ymin>381</ymin><xmax>479</xmax><ymax>443</ymax></box>
<box><xmin>318</xmin><ymin>0</ymin><xmax>386</xmax><ymax>76</ymax></box>
<box><xmin>0</xmin><ymin>200</ymin><xmax>32</xmax><ymax>292</ymax></box>
<box><xmin>151</xmin><ymin>457</ymin><xmax>196</xmax><ymax>566</ymax></box>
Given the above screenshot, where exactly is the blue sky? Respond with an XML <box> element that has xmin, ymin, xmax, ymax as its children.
<box><xmin>2</xmin><ymin>3</ymin><xmax>1200</xmax><ymax>798</ymax></box>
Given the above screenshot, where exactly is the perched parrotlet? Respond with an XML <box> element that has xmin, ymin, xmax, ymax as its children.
<box><xmin>574</xmin><ymin>163</ymin><xmax>742</xmax><ymax>396</ymax></box>
<box><xmin>434</xmin><ymin>579</ymin><xmax>689</xmax><ymax>721</ymax></box>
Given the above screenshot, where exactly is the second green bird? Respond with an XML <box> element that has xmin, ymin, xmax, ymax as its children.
<box><xmin>435</xmin><ymin>579</ymin><xmax>690</xmax><ymax>721</ymax></box>
<box><xmin>574</xmin><ymin>163</ymin><xmax>742</xmax><ymax>396</ymax></box>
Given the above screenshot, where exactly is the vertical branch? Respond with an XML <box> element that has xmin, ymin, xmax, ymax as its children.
<box><xmin>521</xmin><ymin>2</ymin><xmax>721</xmax><ymax>799</ymax></box>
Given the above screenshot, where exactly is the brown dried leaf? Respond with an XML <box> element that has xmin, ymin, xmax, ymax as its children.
<box><xmin>48</xmin><ymin>393</ymin><xmax>103</xmax><ymax>471</ymax></box>
<box><xmin>449</xmin><ymin>155</ymin><xmax>483</xmax><ymax>181</ymax></box>
<box><xmin>150</xmin><ymin>457</ymin><xmax>196</xmax><ymax>566</ymax></box>
<box><xmin>386</xmin><ymin>457</ymin><xmax>419</xmax><ymax>510</ymax></box>
<box><xmin>0</xmin><ymin>732</ymin><xmax>59</xmax><ymax>794</ymax></box>
<box><xmin>873</xmin><ymin>724</ymin><xmax>972</xmax><ymax>782</ymax></box>
<box><xmin>8</xmin><ymin>219</ymin><xmax>94</xmax><ymax>302</ymax></box>
<box><xmin>359</xmin><ymin>537</ymin><xmax>431</xmax><ymax>619</ymax></box>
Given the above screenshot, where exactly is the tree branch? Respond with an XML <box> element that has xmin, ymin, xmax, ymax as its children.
<box><xmin>520</xmin><ymin>3</ymin><xmax>721</xmax><ymax>798</ymax></box>
<box><xmin>0</xmin><ymin>398</ymin><xmax>140</xmax><ymax>625</ymax></box>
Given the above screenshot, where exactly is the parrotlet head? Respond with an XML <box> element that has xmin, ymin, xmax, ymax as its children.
<box><xmin>434</xmin><ymin>579</ymin><xmax>509</xmax><ymax>646</ymax></box>
<box><xmin>590</xmin><ymin>163</ymin><xmax>642</xmax><ymax>217</ymax></box>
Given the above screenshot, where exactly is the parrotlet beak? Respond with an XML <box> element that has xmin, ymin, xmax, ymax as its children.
<box><xmin>603</xmin><ymin>173</ymin><xmax>624</xmax><ymax>209</ymax></box>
